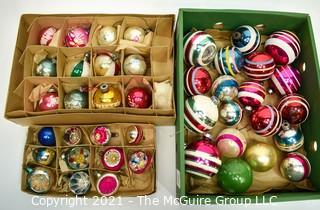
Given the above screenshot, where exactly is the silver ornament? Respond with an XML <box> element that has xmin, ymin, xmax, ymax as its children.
<box><xmin>123</xmin><ymin>54</ymin><xmax>147</xmax><ymax>75</ymax></box>
<box><xmin>97</xmin><ymin>26</ymin><xmax>117</xmax><ymax>45</ymax></box>
<box><xmin>94</xmin><ymin>54</ymin><xmax>118</xmax><ymax>76</ymax></box>
<box><xmin>25</xmin><ymin>167</ymin><xmax>54</xmax><ymax>193</ymax></box>
<box><xmin>64</xmin><ymin>89</ymin><xmax>88</xmax><ymax>109</ymax></box>
<box><xmin>219</xmin><ymin>101</ymin><xmax>243</xmax><ymax>126</ymax></box>
<box><xmin>69</xmin><ymin>172</ymin><xmax>91</xmax><ymax>195</ymax></box>
<box><xmin>280</xmin><ymin>152</ymin><xmax>311</xmax><ymax>182</ymax></box>
<box><xmin>35</xmin><ymin>58</ymin><xmax>57</xmax><ymax>77</ymax></box>
<box><xmin>124</xmin><ymin>26</ymin><xmax>145</xmax><ymax>43</ymax></box>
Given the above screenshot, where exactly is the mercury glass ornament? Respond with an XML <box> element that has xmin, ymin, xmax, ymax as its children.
<box><xmin>211</xmin><ymin>75</ymin><xmax>239</xmax><ymax>102</ymax></box>
<box><xmin>64</xmin><ymin>89</ymin><xmax>88</xmax><ymax>109</ymax></box>
<box><xmin>93</xmin><ymin>83</ymin><xmax>122</xmax><ymax>109</ymax></box>
<box><xmin>124</xmin><ymin>26</ymin><xmax>145</xmax><ymax>43</ymax></box>
<box><xmin>94</xmin><ymin>53</ymin><xmax>120</xmax><ymax>76</ymax></box>
<box><xmin>62</xmin><ymin>147</ymin><xmax>90</xmax><ymax>170</ymax></box>
<box><xmin>280</xmin><ymin>152</ymin><xmax>311</xmax><ymax>182</ymax></box>
<box><xmin>101</xmin><ymin>147</ymin><xmax>125</xmax><ymax>171</ymax></box>
<box><xmin>63</xmin><ymin>127</ymin><xmax>82</xmax><ymax>146</ymax></box>
<box><xmin>274</xmin><ymin>122</ymin><xmax>304</xmax><ymax>152</ymax></box>
<box><xmin>219</xmin><ymin>101</ymin><xmax>243</xmax><ymax>126</ymax></box>
<box><xmin>216</xmin><ymin>128</ymin><xmax>247</xmax><ymax>158</ymax></box>
<box><xmin>128</xmin><ymin>151</ymin><xmax>152</xmax><ymax>174</ymax></box>
<box><xmin>65</xmin><ymin>53</ymin><xmax>90</xmax><ymax>77</ymax></box>
<box><xmin>65</xmin><ymin>26</ymin><xmax>89</xmax><ymax>47</ymax></box>
<box><xmin>38</xmin><ymin>127</ymin><xmax>56</xmax><ymax>146</ymax></box>
<box><xmin>38</xmin><ymin>88</ymin><xmax>59</xmax><ymax>111</ymax></box>
<box><xmin>69</xmin><ymin>171</ymin><xmax>91</xmax><ymax>195</ymax></box>
<box><xmin>39</xmin><ymin>26</ymin><xmax>57</xmax><ymax>46</ymax></box>
<box><xmin>32</xmin><ymin>148</ymin><xmax>56</xmax><ymax>166</ymax></box>
<box><xmin>126</xmin><ymin>87</ymin><xmax>152</xmax><ymax>108</ymax></box>
<box><xmin>25</xmin><ymin>166</ymin><xmax>54</xmax><ymax>193</ymax></box>
<box><xmin>123</xmin><ymin>54</ymin><xmax>147</xmax><ymax>75</ymax></box>
<box><xmin>35</xmin><ymin>58</ymin><xmax>57</xmax><ymax>77</ymax></box>
<box><xmin>90</xmin><ymin>126</ymin><xmax>112</xmax><ymax>145</ymax></box>
<box><xmin>97</xmin><ymin>26</ymin><xmax>117</xmax><ymax>45</ymax></box>
<box><xmin>95</xmin><ymin>172</ymin><xmax>120</xmax><ymax>196</ymax></box>
<box><xmin>126</xmin><ymin>125</ymin><xmax>144</xmax><ymax>145</ymax></box>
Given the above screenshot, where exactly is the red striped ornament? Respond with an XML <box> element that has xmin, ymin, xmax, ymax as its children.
<box><xmin>184</xmin><ymin>66</ymin><xmax>212</xmax><ymax>96</ymax></box>
<box><xmin>216</xmin><ymin>128</ymin><xmax>247</xmax><ymax>158</ymax></box>
<box><xmin>265</xmin><ymin>30</ymin><xmax>301</xmax><ymax>65</ymax></box>
<box><xmin>244</xmin><ymin>52</ymin><xmax>275</xmax><ymax>81</ymax></box>
<box><xmin>238</xmin><ymin>81</ymin><xmax>266</xmax><ymax>109</ymax></box>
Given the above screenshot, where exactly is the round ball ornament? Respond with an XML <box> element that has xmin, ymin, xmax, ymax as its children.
<box><xmin>69</xmin><ymin>172</ymin><xmax>91</xmax><ymax>195</ymax></box>
<box><xmin>265</xmin><ymin>30</ymin><xmax>301</xmax><ymax>65</ymax></box>
<box><xmin>39</xmin><ymin>26</ymin><xmax>57</xmax><ymax>46</ymax></box>
<box><xmin>35</xmin><ymin>58</ymin><xmax>57</xmax><ymax>77</ymax></box>
<box><xmin>63</xmin><ymin>127</ymin><xmax>82</xmax><ymax>146</ymax></box>
<box><xmin>184</xmin><ymin>66</ymin><xmax>212</xmax><ymax>96</ymax></box>
<box><xmin>219</xmin><ymin>101</ymin><xmax>243</xmax><ymax>127</ymax></box>
<box><xmin>32</xmin><ymin>148</ymin><xmax>56</xmax><ymax>166</ymax></box>
<box><xmin>244</xmin><ymin>143</ymin><xmax>277</xmax><ymax>172</ymax></box>
<box><xmin>126</xmin><ymin>125</ymin><xmax>144</xmax><ymax>145</ymax></box>
<box><xmin>213</xmin><ymin>46</ymin><xmax>244</xmax><ymax>76</ymax></box>
<box><xmin>90</xmin><ymin>126</ymin><xmax>112</xmax><ymax>145</ymax></box>
<box><xmin>128</xmin><ymin>151</ymin><xmax>153</xmax><ymax>174</ymax></box>
<box><xmin>280</xmin><ymin>152</ymin><xmax>311</xmax><ymax>182</ymax></box>
<box><xmin>211</xmin><ymin>75</ymin><xmax>239</xmax><ymax>101</ymax></box>
<box><xmin>250</xmin><ymin>105</ymin><xmax>282</xmax><ymax>136</ymax></box>
<box><xmin>278</xmin><ymin>94</ymin><xmax>310</xmax><ymax>125</ymax></box>
<box><xmin>38</xmin><ymin>89</ymin><xmax>59</xmax><ymax>111</ymax></box>
<box><xmin>183</xmin><ymin>30</ymin><xmax>217</xmax><ymax>66</ymax></box>
<box><xmin>185</xmin><ymin>134</ymin><xmax>221</xmax><ymax>178</ymax></box>
<box><xmin>101</xmin><ymin>147</ymin><xmax>125</xmax><ymax>171</ymax></box>
<box><xmin>96</xmin><ymin>173</ymin><xmax>120</xmax><ymax>196</ymax></box>
<box><xmin>231</xmin><ymin>25</ymin><xmax>260</xmax><ymax>55</ymax></box>
<box><xmin>238</xmin><ymin>81</ymin><xmax>266</xmax><ymax>110</ymax></box>
<box><xmin>184</xmin><ymin>95</ymin><xmax>219</xmax><ymax>133</ymax></box>
<box><xmin>274</xmin><ymin>122</ymin><xmax>304</xmax><ymax>152</ymax></box>
<box><xmin>62</xmin><ymin>147</ymin><xmax>90</xmax><ymax>170</ymax></box>
<box><xmin>217</xmin><ymin>158</ymin><xmax>253</xmax><ymax>194</ymax></box>
<box><xmin>123</xmin><ymin>54</ymin><xmax>147</xmax><ymax>75</ymax></box>
<box><xmin>93</xmin><ymin>84</ymin><xmax>122</xmax><ymax>109</ymax></box>
<box><xmin>97</xmin><ymin>26</ymin><xmax>117</xmax><ymax>45</ymax></box>
<box><xmin>216</xmin><ymin>128</ymin><xmax>247</xmax><ymax>158</ymax></box>
<box><xmin>38</xmin><ymin>127</ymin><xmax>56</xmax><ymax>146</ymax></box>
<box><xmin>244</xmin><ymin>52</ymin><xmax>275</xmax><ymax>81</ymax></box>
<box><xmin>25</xmin><ymin>167</ymin><xmax>54</xmax><ymax>194</ymax></box>
<box><xmin>65</xmin><ymin>26</ymin><xmax>89</xmax><ymax>47</ymax></box>
<box><xmin>124</xmin><ymin>26</ymin><xmax>145</xmax><ymax>43</ymax></box>
<box><xmin>64</xmin><ymin>89</ymin><xmax>88</xmax><ymax>109</ymax></box>
<box><xmin>94</xmin><ymin>53</ymin><xmax>120</xmax><ymax>76</ymax></box>
<box><xmin>126</xmin><ymin>87</ymin><xmax>152</xmax><ymax>108</ymax></box>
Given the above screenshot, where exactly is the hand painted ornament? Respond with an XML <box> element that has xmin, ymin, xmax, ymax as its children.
<box><xmin>213</xmin><ymin>46</ymin><xmax>244</xmax><ymax>76</ymax></box>
<box><xmin>35</xmin><ymin>58</ymin><xmax>57</xmax><ymax>77</ymax></box>
<box><xmin>25</xmin><ymin>167</ymin><xmax>54</xmax><ymax>193</ymax></box>
<box><xmin>101</xmin><ymin>147</ymin><xmax>125</xmax><ymax>171</ymax></box>
<box><xmin>274</xmin><ymin>122</ymin><xmax>304</xmax><ymax>152</ymax></box>
<box><xmin>128</xmin><ymin>151</ymin><xmax>152</xmax><ymax>174</ymax></box>
<box><xmin>32</xmin><ymin>148</ymin><xmax>56</xmax><ymax>166</ymax></box>
<box><xmin>64</xmin><ymin>89</ymin><xmax>88</xmax><ymax>109</ymax></box>
<box><xmin>93</xmin><ymin>84</ymin><xmax>122</xmax><ymax>109</ymax></box>
<box><xmin>184</xmin><ymin>66</ymin><xmax>212</xmax><ymax>96</ymax></box>
<box><xmin>126</xmin><ymin>87</ymin><xmax>152</xmax><ymax>108</ymax></box>
<box><xmin>124</xmin><ymin>26</ymin><xmax>145</xmax><ymax>43</ymax></box>
<box><xmin>217</xmin><ymin>158</ymin><xmax>253</xmax><ymax>194</ymax></box>
<box><xmin>244</xmin><ymin>52</ymin><xmax>275</xmax><ymax>81</ymax></box>
<box><xmin>231</xmin><ymin>25</ymin><xmax>260</xmax><ymax>55</ymax></box>
<box><xmin>245</xmin><ymin>143</ymin><xmax>277</xmax><ymax>172</ymax></box>
<box><xmin>65</xmin><ymin>26</ymin><xmax>89</xmax><ymax>47</ymax></box>
<box><xmin>65</xmin><ymin>52</ymin><xmax>90</xmax><ymax>77</ymax></box>
<box><xmin>39</xmin><ymin>26</ymin><xmax>57</xmax><ymax>46</ymax></box>
<box><xmin>63</xmin><ymin>127</ymin><xmax>82</xmax><ymax>145</ymax></box>
<box><xmin>126</xmin><ymin>125</ymin><xmax>144</xmax><ymax>145</ymax></box>
<box><xmin>97</xmin><ymin>26</ymin><xmax>117</xmax><ymax>45</ymax></box>
<box><xmin>62</xmin><ymin>147</ymin><xmax>90</xmax><ymax>170</ymax></box>
<box><xmin>270</xmin><ymin>65</ymin><xmax>302</xmax><ymax>95</ymax></box>
<box><xmin>280</xmin><ymin>152</ymin><xmax>311</xmax><ymax>182</ymax></box>
<box><xmin>211</xmin><ymin>75</ymin><xmax>239</xmax><ymax>101</ymax></box>
<box><xmin>90</xmin><ymin>126</ymin><xmax>111</xmax><ymax>145</ymax></box>
<box><xmin>184</xmin><ymin>95</ymin><xmax>219</xmax><ymax>133</ymax></box>
<box><xmin>94</xmin><ymin>53</ymin><xmax>120</xmax><ymax>76</ymax></box>
<box><xmin>69</xmin><ymin>172</ymin><xmax>91</xmax><ymax>195</ymax></box>
<box><xmin>238</xmin><ymin>81</ymin><xmax>266</xmax><ymax>110</ymax></box>
<box><xmin>219</xmin><ymin>101</ymin><xmax>243</xmax><ymax>126</ymax></box>
<box><xmin>96</xmin><ymin>173</ymin><xmax>120</xmax><ymax>196</ymax></box>
<box><xmin>265</xmin><ymin>30</ymin><xmax>301</xmax><ymax>65</ymax></box>
<box><xmin>216</xmin><ymin>128</ymin><xmax>246</xmax><ymax>158</ymax></box>
<box><xmin>185</xmin><ymin>134</ymin><xmax>222</xmax><ymax>178</ymax></box>
<box><xmin>38</xmin><ymin>88</ymin><xmax>59</xmax><ymax>111</ymax></box>
<box><xmin>123</xmin><ymin>54</ymin><xmax>147</xmax><ymax>75</ymax></box>
<box><xmin>184</xmin><ymin>30</ymin><xmax>217</xmax><ymax>66</ymax></box>
<box><xmin>278</xmin><ymin>94</ymin><xmax>310</xmax><ymax>125</ymax></box>
<box><xmin>38</xmin><ymin>127</ymin><xmax>56</xmax><ymax>146</ymax></box>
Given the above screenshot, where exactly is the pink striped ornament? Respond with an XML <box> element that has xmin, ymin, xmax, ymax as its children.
<box><xmin>238</xmin><ymin>81</ymin><xmax>266</xmax><ymax>110</ymax></box>
<box><xmin>244</xmin><ymin>52</ymin><xmax>275</xmax><ymax>81</ymax></box>
<box><xmin>216</xmin><ymin>128</ymin><xmax>247</xmax><ymax>158</ymax></box>
<box><xmin>280</xmin><ymin>152</ymin><xmax>311</xmax><ymax>182</ymax></box>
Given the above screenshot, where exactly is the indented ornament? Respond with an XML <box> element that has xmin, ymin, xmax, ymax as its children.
<box><xmin>35</xmin><ymin>58</ymin><xmax>57</xmax><ymax>77</ymax></box>
<box><xmin>280</xmin><ymin>152</ymin><xmax>311</xmax><ymax>182</ymax></box>
<box><xmin>274</xmin><ymin>122</ymin><xmax>304</xmax><ymax>152</ymax></box>
<box><xmin>124</xmin><ymin>26</ymin><xmax>146</xmax><ymax>43</ymax></box>
<box><xmin>244</xmin><ymin>52</ymin><xmax>275</xmax><ymax>81</ymax></box>
<box><xmin>63</xmin><ymin>127</ymin><xmax>82</xmax><ymax>146</ymax></box>
<box><xmin>126</xmin><ymin>125</ymin><xmax>144</xmax><ymax>145</ymax></box>
<box><xmin>219</xmin><ymin>101</ymin><xmax>243</xmax><ymax>126</ymax></box>
<box><xmin>216</xmin><ymin>128</ymin><xmax>246</xmax><ymax>158</ymax></box>
<box><xmin>38</xmin><ymin>127</ymin><xmax>56</xmax><ymax>146</ymax></box>
<box><xmin>65</xmin><ymin>26</ymin><xmax>89</xmax><ymax>47</ymax></box>
<box><xmin>123</xmin><ymin>54</ymin><xmax>147</xmax><ymax>75</ymax></box>
<box><xmin>128</xmin><ymin>151</ymin><xmax>152</xmax><ymax>174</ymax></box>
<box><xmin>69</xmin><ymin>171</ymin><xmax>91</xmax><ymax>195</ymax></box>
<box><xmin>25</xmin><ymin>166</ymin><xmax>54</xmax><ymax>193</ymax></box>
<box><xmin>231</xmin><ymin>25</ymin><xmax>260</xmax><ymax>55</ymax></box>
<box><xmin>32</xmin><ymin>148</ymin><xmax>56</xmax><ymax>166</ymax></box>
<box><xmin>211</xmin><ymin>75</ymin><xmax>239</xmax><ymax>101</ymax></box>
<box><xmin>97</xmin><ymin>26</ymin><xmax>117</xmax><ymax>45</ymax></box>
<box><xmin>64</xmin><ymin>89</ymin><xmax>88</xmax><ymax>109</ymax></box>
<box><xmin>238</xmin><ymin>81</ymin><xmax>266</xmax><ymax>110</ymax></box>
<box><xmin>39</xmin><ymin>26</ymin><xmax>57</xmax><ymax>46</ymax></box>
<box><xmin>101</xmin><ymin>147</ymin><xmax>124</xmax><ymax>171</ymax></box>
<box><xmin>94</xmin><ymin>53</ymin><xmax>120</xmax><ymax>76</ymax></box>
<box><xmin>96</xmin><ymin>173</ymin><xmax>120</xmax><ymax>196</ymax></box>
<box><xmin>62</xmin><ymin>147</ymin><xmax>90</xmax><ymax>170</ymax></box>
<box><xmin>213</xmin><ymin>46</ymin><xmax>244</xmax><ymax>76</ymax></box>
<box><xmin>126</xmin><ymin>87</ymin><xmax>152</xmax><ymax>108</ymax></box>
<box><xmin>90</xmin><ymin>126</ymin><xmax>112</xmax><ymax>145</ymax></box>
<box><xmin>93</xmin><ymin>84</ymin><xmax>122</xmax><ymax>109</ymax></box>
<box><xmin>184</xmin><ymin>66</ymin><xmax>212</xmax><ymax>96</ymax></box>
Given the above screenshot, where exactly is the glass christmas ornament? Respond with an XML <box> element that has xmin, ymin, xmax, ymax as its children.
<box><xmin>231</xmin><ymin>25</ymin><xmax>260</xmax><ymax>55</ymax></box>
<box><xmin>184</xmin><ymin>66</ymin><xmax>212</xmax><ymax>96</ymax></box>
<box><xmin>35</xmin><ymin>58</ymin><xmax>57</xmax><ymax>77</ymax></box>
<box><xmin>93</xmin><ymin>83</ymin><xmax>122</xmax><ymax>109</ymax></box>
<box><xmin>96</xmin><ymin>172</ymin><xmax>120</xmax><ymax>196</ymax></box>
<box><xmin>97</xmin><ymin>26</ymin><xmax>117</xmax><ymax>45</ymax></box>
<box><xmin>123</xmin><ymin>54</ymin><xmax>147</xmax><ymax>75</ymax></box>
<box><xmin>64</xmin><ymin>89</ymin><xmax>88</xmax><ymax>109</ymax></box>
<box><xmin>219</xmin><ymin>101</ymin><xmax>243</xmax><ymax>126</ymax></box>
<box><xmin>211</xmin><ymin>75</ymin><xmax>239</xmax><ymax>101</ymax></box>
<box><xmin>244</xmin><ymin>52</ymin><xmax>275</xmax><ymax>81</ymax></box>
<box><xmin>90</xmin><ymin>126</ymin><xmax>112</xmax><ymax>145</ymax></box>
<box><xmin>126</xmin><ymin>125</ymin><xmax>144</xmax><ymax>145</ymax></box>
<box><xmin>128</xmin><ymin>151</ymin><xmax>152</xmax><ymax>174</ymax></box>
<box><xmin>213</xmin><ymin>46</ymin><xmax>244</xmax><ymax>76</ymax></box>
<box><xmin>39</xmin><ymin>26</ymin><xmax>57</xmax><ymax>46</ymax></box>
<box><xmin>62</xmin><ymin>147</ymin><xmax>90</xmax><ymax>170</ymax></box>
<box><xmin>280</xmin><ymin>152</ymin><xmax>311</xmax><ymax>182</ymax></box>
<box><xmin>245</xmin><ymin>143</ymin><xmax>277</xmax><ymax>172</ymax></box>
<box><xmin>65</xmin><ymin>26</ymin><xmax>89</xmax><ymax>47</ymax></box>
<box><xmin>38</xmin><ymin>88</ymin><xmax>59</xmax><ymax>111</ymax></box>
<box><xmin>65</xmin><ymin>53</ymin><xmax>90</xmax><ymax>77</ymax></box>
<box><xmin>25</xmin><ymin>166</ymin><xmax>54</xmax><ymax>194</ymax></box>
<box><xmin>32</xmin><ymin>148</ymin><xmax>56</xmax><ymax>166</ymax></box>
<box><xmin>216</xmin><ymin>128</ymin><xmax>247</xmax><ymax>158</ymax></box>
<box><xmin>38</xmin><ymin>127</ymin><xmax>56</xmax><ymax>146</ymax></box>
<box><xmin>274</xmin><ymin>122</ymin><xmax>304</xmax><ymax>152</ymax></box>
<box><xmin>63</xmin><ymin>127</ymin><xmax>82</xmax><ymax>146</ymax></box>
<box><xmin>94</xmin><ymin>53</ymin><xmax>120</xmax><ymax>76</ymax></box>
<box><xmin>126</xmin><ymin>87</ymin><xmax>152</xmax><ymax>108</ymax></box>
<box><xmin>69</xmin><ymin>171</ymin><xmax>91</xmax><ymax>195</ymax></box>
<box><xmin>238</xmin><ymin>81</ymin><xmax>266</xmax><ymax>110</ymax></box>
<box><xmin>101</xmin><ymin>147</ymin><xmax>124</xmax><ymax>171</ymax></box>
<box><xmin>124</xmin><ymin>26</ymin><xmax>145</xmax><ymax>43</ymax></box>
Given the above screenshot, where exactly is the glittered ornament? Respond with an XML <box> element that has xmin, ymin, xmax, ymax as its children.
<box><xmin>278</xmin><ymin>94</ymin><xmax>310</xmax><ymax>125</ymax></box>
<box><xmin>69</xmin><ymin>172</ymin><xmax>91</xmax><ymax>195</ymax></box>
<box><xmin>96</xmin><ymin>173</ymin><xmax>120</xmax><ymax>196</ymax></box>
<box><xmin>124</xmin><ymin>26</ymin><xmax>145</xmax><ymax>43</ymax></box>
<box><xmin>39</xmin><ymin>26</ymin><xmax>57</xmax><ymax>46</ymax></box>
<box><xmin>38</xmin><ymin>127</ymin><xmax>56</xmax><ymax>146</ymax></box>
<box><xmin>219</xmin><ymin>101</ymin><xmax>243</xmax><ymax>126</ymax></box>
<box><xmin>213</xmin><ymin>46</ymin><xmax>244</xmax><ymax>76</ymax></box>
<box><xmin>126</xmin><ymin>87</ymin><xmax>152</xmax><ymax>108</ymax></box>
<box><xmin>217</xmin><ymin>158</ymin><xmax>252</xmax><ymax>194</ymax></box>
<box><xmin>126</xmin><ymin>125</ymin><xmax>144</xmax><ymax>145</ymax></box>
<box><xmin>244</xmin><ymin>52</ymin><xmax>275</xmax><ymax>81</ymax></box>
<box><xmin>65</xmin><ymin>26</ymin><xmax>89</xmax><ymax>47</ymax></box>
<box><xmin>184</xmin><ymin>95</ymin><xmax>219</xmax><ymax>133</ymax></box>
<box><xmin>270</xmin><ymin>65</ymin><xmax>302</xmax><ymax>95</ymax></box>
<box><xmin>274</xmin><ymin>122</ymin><xmax>304</xmax><ymax>152</ymax></box>
<box><xmin>101</xmin><ymin>147</ymin><xmax>125</xmax><ymax>171</ymax></box>
<box><xmin>123</xmin><ymin>54</ymin><xmax>147</xmax><ymax>75</ymax></box>
<box><xmin>32</xmin><ymin>148</ymin><xmax>56</xmax><ymax>166</ymax></box>
<box><xmin>35</xmin><ymin>58</ymin><xmax>57</xmax><ymax>77</ymax></box>
<box><xmin>265</xmin><ymin>30</ymin><xmax>301</xmax><ymax>65</ymax></box>
<box><xmin>97</xmin><ymin>26</ymin><xmax>117</xmax><ymax>45</ymax></box>
<box><xmin>211</xmin><ymin>75</ymin><xmax>239</xmax><ymax>101</ymax></box>
<box><xmin>216</xmin><ymin>128</ymin><xmax>247</xmax><ymax>158</ymax></box>
<box><xmin>250</xmin><ymin>105</ymin><xmax>282</xmax><ymax>136</ymax></box>
<box><xmin>94</xmin><ymin>53</ymin><xmax>120</xmax><ymax>76</ymax></box>
<box><xmin>64</xmin><ymin>89</ymin><xmax>88</xmax><ymax>109</ymax></box>
<box><xmin>25</xmin><ymin>167</ymin><xmax>54</xmax><ymax>194</ymax></box>
<box><xmin>185</xmin><ymin>134</ymin><xmax>221</xmax><ymax>178</ymax></box>
<box><xmin>38</xmin><ymin>89</ymin><xmax>59</xmax><ymax>111</ymax></box>
<box><xmin>65</xmin><ymin>53</ymin><xmax>90</xmax><ymax>77</ymax></box>
<box><xmin>245</xmin><ymin>143</ymin><xmax>277</xmax><ymax>172</ymax></box>
<box><xmin>184</xmin><ymin>30</ymin><xmax>217</xmax><ymax>66</ymax></box>
<box><xmin>238</xmin><ymin>81</ymin><xmax>266</xmax><ymax>110</ymax></box>
<box><xmin>184</xmin><ymin>66</ymin><xmax>212</xmax><ymax>96</ymax></box>
<box><xmin>280</xmin><ymin>152</ymin><xmax>311</xmax><ymax>182</ymax></box>
<box><xmin>231</xmin><ymin>25</ymin><xmax>260</xmax><ymax>55</ymax></box>
<box><xmin>93</xmin><ymin>84</ymin><xmax>122</xmax><ymax>109</ymax></box>
<box><xmin>63</xmin><ymin>127</ymin><xmax>82</xmax><ymax>146</ymax></box>
<box><xmin>128</xmin><ymin>151</ymin><xmax>152</xmax><ymax>174</ymax></box>
<box><xmin>90</xmin><ymin>126</ymin><xmax>111</xmax><ymax>145</ymax></box>
<box><xmin>62</xmin><ymin>147</ymin><xmax>90</xmax><ymax>170</ymax></box>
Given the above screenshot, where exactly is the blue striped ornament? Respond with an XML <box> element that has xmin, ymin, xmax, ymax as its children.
<box><xmin>274</xmin><ymin>123</ymin><xmax>304</xmax><ymax>152</ymax></box>
<box><xmin>213</xmin><ymin>46</ymin><xmax>244</xmax><ymax>76</ymax></box>
<box><xmin>211</xmin><ymin>75</ymin><xmax>239</xmax><ymax>101</ymax></box>
<box><xmin>231</xmin><ymin>25</ymin><xmax>261</xmax><ymax>55</ymax></box>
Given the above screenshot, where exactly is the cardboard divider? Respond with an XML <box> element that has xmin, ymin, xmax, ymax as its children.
<box><xmin>123</xmin><ymin>47</ymin><xmax>151</xmax><ymax>76</ymax></box>
<box><xmin>153</xmin><ymin>18</ymin><xmax>174</xmax><ymax>47</ymax></box>
<box><xmin>92</xmin><ymin>46</ymin><xmax>123</xmax><ymax>76</ymax></box>
<box><xmin>151</xmin><ymin>46</ymin><xmax>170</xmax><ymax>76</ymax></box>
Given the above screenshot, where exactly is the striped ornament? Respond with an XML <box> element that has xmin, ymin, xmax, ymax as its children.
<box><xmin>280</xmin><ymin>152</ymin><xmax>311</xmax><ymax>182</ymax></box>
<box><xmin>213</xmin><ymin>46</ymin><xmax>244</xmax><ymax>76</ymax></box>
<box><xmin>250</xmin><ymin>105</ymin><xmax>282</xmax><ymax>137</ymax></box>
<box><xmin>184</xmin><ymin>66</ymin><xmax>212</xmax><ymax>96</ymax></box>
<box><xmin>216</xmin><ymin>128</ymin><xmax>247</xmax><ymax>158</ymax></box>
<box><xmin>265</xmin><ymin>30</ymin><xmax>301</xmax><ymax>65</ymax></box>
<box><xmin>184</xmin><ymin>95</ymin><xmax>219</xmax><ymax>133</ymax></box>
<box><xmin>274</xmin><ymin>124</ymin><xmax>304</xmax><ymax>152</ymax></box>
<box><xmin>238</xmin><ymin>81</ymin><xmax>266</xmax><ymax>109</ymax></box>
<box><xmin>183</xmin><ymin>31</ymin><xmax>217</xmax><ymax>66</ymax></box>
<box><xmin>270</xmin><ymin>65</ymin><xmax>301</xmax><ymax>96</ymax></box>
<box><xmin>211</xmin><ymin>75</ymin><xmax>239</xmax><ymax>101</ymax></box>
<box><xmin>244</xmin><ymin>52</ymin><xmax>275</xmax><ymax>81</ymax></box>
<box><xmin>278</xmin><ymin>94</ymin><xmax>310</xmax><ymax>125</ymax></box>
<box><xmin>231</xmin><ymin>25</ymin><xmax>260</xmax><ymax>55</ymax></box>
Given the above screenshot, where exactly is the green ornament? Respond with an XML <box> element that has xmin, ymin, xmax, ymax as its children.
<box><xmin>217</xmin><ymin>158</ymin><xmax>252</xmax><ymax>194</ymax></box>
<box><xmin>71</xmin><ymin>60</ymin><xmax>84</xmax><ymax>77</ymax></box>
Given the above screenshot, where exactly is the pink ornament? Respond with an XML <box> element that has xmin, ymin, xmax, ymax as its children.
<box><xmin>96</xmin><ymin>173</ymin><xmax>119</xmax><ymax>196</ymax></box>
<box><xmin>216</xmin><ymin>128</ymin><xmax>247</xmax><ymax>158</ymax></box>
<box><xmin>238</xmin><ymin>81</ymin><xmax>266</xmax><ymax>110</ymax></box>
<box><xmin>100</xmin><ymin>147</ymin><xmax>124</xmax><ymax>171</ymax></box>
<box><xmin>126</xmin><ymin>87</ymin><xmax>152</xmax><ymax>108</ymax></box>
<box><xmin>90</xmin><ymin>126</ymin><xmax>111</xmax><ymax>145</ymax></box>
<box><xmin>65</xmin><ymin>26</ymin><xmax>89</xmax><ymax>47</ymax></box>
<box><xmin>38</xmin><ymin>91</ymin><xmax>59</xmax><ymax>111</ymax></box>
<box><xmin>244</xmin><ymin>52</ymin><xmax>275</xmax><ymax>81</ymax></box>
<box><xmin>39</xmin><ymin>26</ymin><xmax>57</xmax><ymax>46</ymax></box>
<box><xmin>184</xmin><ymin>66</ymin><xmax>212</xmax><ymax>95</ymax></box>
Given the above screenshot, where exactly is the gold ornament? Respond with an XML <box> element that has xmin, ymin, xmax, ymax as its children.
<box><xmin>123</xmin><ymin>54</ymin><xmax>147</xmax><ymax>75</ymax></box>
<box><xmin>124</xmin><ymin>26</ymin><xmax>145</xmax><ymax>43</ymax></box>
<box><xmin>97</xmin><ymin>26</ymin><xmax>117</xmax><ymax>45</ymax></box>
<box><xmin>93</xmin><ymin>83</ymin><xmax>121</xmax><ymax>109</ymax></box>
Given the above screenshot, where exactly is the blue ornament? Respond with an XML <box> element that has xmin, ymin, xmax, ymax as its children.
<box><xmin>211</xmin><ymin>75</ymin><xmax>239</xmax><ymax>101</ymax></box>
<box><xmin>231</xmin><ymin>25</ymin><xmax>260</xmax><ymax>55</ymax></box>
<box><xmin>38</xmin><ymin>127</ymin><xmax>56</xmax><ymax>146</ymax></box>
<box><xmin>219</xmin><ymin>101</ymin><xmax>243</xmax><ymax>126</ymax></box>
<box><xmin>274</xmin><ymin>122</ymin><xmax>304</xmax><ymax>152</ymax></box>
<box><xmin>213</xmin><ymin>46</ymin><xmax>244</xmax><ymax>76</ymax></box>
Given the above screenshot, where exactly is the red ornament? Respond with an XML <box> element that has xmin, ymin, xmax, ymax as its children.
<box><xmin>101</xmin><ymin>147</ymin><xmax>124</xmax><ymax>171</ymax></box>
<box><xmin>278</xmin><ymin>94</ymin><xmax>310</xmax><ymax>125</ymax></box>
<box><xmin>244</xmin><ymin>52</ymin><xmax>275</xmax><ymax>81</ymax></box>
<box><xmin>238</xmin><ymin>81</ymin><xmax>266</xmax><ymax>110</ymax></box>
<box><xmin>184</xmin><ymin>66</ymin><xmax>212</xmax><ymax>95</ymax></box>
<box><xmin>38</xmin><ymin>91</ymin><xmax>59</xmax><ymax>111</ymax></box>
<box><xmin>250</xmin><ymin>105</ymin><xmax>282</xmax><ymax>136</ymax></box>
<box><xmin>39</xmin><ymin>26</ymin><xmax>57</xmax><ymax>46</ymax></box>
<box><xmin>126</xmin><ymin>87</ymin><xmax>151</xmax><ymax>108</ymax></box>
<box><xmin>65</xmin><ymin>26</ymin><xmax>89</xmax><ymax>47</ymax></box>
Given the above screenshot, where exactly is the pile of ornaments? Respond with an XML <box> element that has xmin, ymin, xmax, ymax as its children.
<box><xmin>183</xmin><ymin>25</ymin><xmax>311</xmax><ymax>194</ymax></box>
